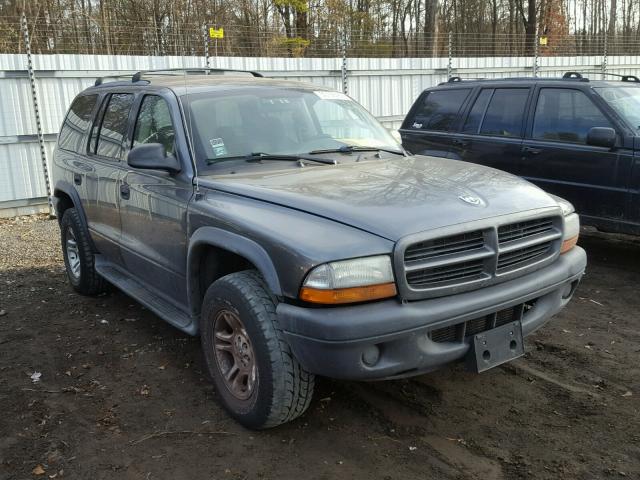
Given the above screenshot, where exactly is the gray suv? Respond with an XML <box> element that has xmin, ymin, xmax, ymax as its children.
<box><xmin>52</xmin><ymin>69</ymin><xmax>587</xmax><ymax>429</ymax></box>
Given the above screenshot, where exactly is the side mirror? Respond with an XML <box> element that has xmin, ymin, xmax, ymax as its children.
<box><xmin>586</xmin><ymin>127</ymin><xmax>616</xmax><ymax>149</ymax></box>
<box><xmin>127</xmin><ymin>143</ymin><xmax>181</xmax><ymax>173</ymax></box>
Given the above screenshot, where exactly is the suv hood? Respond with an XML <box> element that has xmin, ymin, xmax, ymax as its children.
<box><xmin>199</xmin><ymin>155</ymin><xmax>560</xmax><ymax>241</ymax></box>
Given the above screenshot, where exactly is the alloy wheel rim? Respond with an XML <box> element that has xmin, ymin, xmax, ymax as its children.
<box><xmin>212</xmin><ymin>309</ymin><xmax>257</xmax><ymax>400</ymax></box>
<box><xmin>65</xmin><ymin>227</ymin><xmax>81</xmax><ymax>280</ymax></box>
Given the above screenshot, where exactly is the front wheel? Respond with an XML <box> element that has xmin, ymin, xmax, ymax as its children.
<box><xmin>200</xmin><ymin>270</ymin><xmax>315</xmax><ymax>429</ymax></box>
<box><xmin>60</xmin><ymin>208</ymin><xmax>106</xmax><ymax>295</ymax></box>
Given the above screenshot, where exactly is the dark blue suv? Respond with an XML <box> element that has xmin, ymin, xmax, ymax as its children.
<box><xmin>401</xmin><ymin>72</ymin><xmax>640</xmax><ymax>235</ymax></box>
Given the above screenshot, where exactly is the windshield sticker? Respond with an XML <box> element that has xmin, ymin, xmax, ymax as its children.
<box><xmin>314</xmin><ymin>90</ymin><xmax>351</xmax><ymax>101</ymax></box>
<box><xmin>209</xmin><ymin>138</ymin><xmax>228</xmax><ymax>157</ymax></box>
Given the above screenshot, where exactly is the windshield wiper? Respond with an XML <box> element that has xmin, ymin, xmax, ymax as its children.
<box><xmin>206</xmin><ymin>152</ymin><xmax>336</xmax><ymax>165</ymax></box>
<box><xmin>308</xmin><ymin>145</ymin><xmax>406</xmax><ymax>156</ymax></box>
<box><xmin>246</xmin><ymin>152</ymin><xmax>337</xmax><ymax>165</ymax></box>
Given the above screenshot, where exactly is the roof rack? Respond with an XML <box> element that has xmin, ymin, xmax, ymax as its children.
<box><xmin>563</xmin><ymin>70</ymin><xmax>640</xmax><ymax>83</ymax></box>
<box><xmin>94</xmin><ymin>68</ymin><xmax>264</xmax><ymax>87</ymax></box>
<box><xmin>441</xmin><ymin>76</ymin><xmax>486</xmax><ymax>85</ymax></box>
<box><xmin>131</xmin><ymin>68</ymin><xmax>263</xmax><ymax>83</ymax></box>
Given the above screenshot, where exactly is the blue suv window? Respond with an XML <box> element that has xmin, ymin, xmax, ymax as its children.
<box><xmin>479</xmin><ymin>88</ymin><xmax>529</xmax><ymax>137</ymax></box>
<box><xmin>407</xmin><ymin>89</ymin><xmax>470</xmax><ymax>132</ymax></box>
<box><xmin>533</xmin><ymin>88</ymin><xmax>613</xmax><ymax>144</ymax></box>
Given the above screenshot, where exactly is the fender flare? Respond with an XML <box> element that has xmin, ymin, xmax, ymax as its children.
<box><xmin>53</xmin><ymin>180</ymin><xmax>97</xmax><ymax>250</ymax></box>
<box><xmin>187</xmin><ymin>227</ymin><xmax>283</xmax><ymax>313</ymax></box>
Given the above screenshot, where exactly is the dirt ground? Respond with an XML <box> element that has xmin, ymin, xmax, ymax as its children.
<box><xmin>0</xmin><ymin>216</ymin><xmax>638</xmax><ymax>480</ymax></box>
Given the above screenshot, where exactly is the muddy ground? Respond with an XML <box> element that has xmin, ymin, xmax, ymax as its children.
<box><xmin>0</xmin><ymin>216</ymin><xmax>638</xmax><ymax>480</ymax></box>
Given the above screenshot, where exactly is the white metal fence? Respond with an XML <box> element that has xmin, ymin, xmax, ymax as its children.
<box><xmin>2</xmin><ymin>53</ymin><xmax>640</xmax><ymax>216</ymax></box>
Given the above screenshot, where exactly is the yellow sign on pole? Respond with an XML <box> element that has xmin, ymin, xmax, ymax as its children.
<box><xmin>539</xmin><ymin>35</ymin><xmax>548</xmax><ymax>46</ymax></box>
<box><xmin>209</xmin><ymin>27</ymin><xmax>224</xmax><ymax>39</ymax></box>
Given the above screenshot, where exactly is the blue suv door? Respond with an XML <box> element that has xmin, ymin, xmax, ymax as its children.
<box><xmin>449</xmin><ymin>87</ymin><xmax>532</xmax><ymax>174</ymax></box>
<box><xmin>520</xmin><ymin>86</ymin><xmax>633</xmax><ymax>224</ymax></box>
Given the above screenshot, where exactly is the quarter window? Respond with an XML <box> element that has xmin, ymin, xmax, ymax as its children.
<box><xmin>58</xmin><ymin>95</ymin><xmax>98</xmax><ymax>153</ymax></box>
<box><xmin>533</xmin><ymin>88</ymin><xmax>613</xmax><ymax>144</ymax></box>
<box><xmin>407</xmin><ymin>89</ymin><xmax>470</xmax><ymax>132</ymax></box>
<box><xmin>133</xmin><ymin>96</ymin><xmax>176</xmax><ymax>155</ymax></box>
<box><xmin>480</xmin><ymin>88</ymin><xmax>529</xmax><ymax>137</ymax></box>
<box><xmin>95</xmin><ymin>93</ymin><xmax>135</xmax><ymax>160</ymax></box>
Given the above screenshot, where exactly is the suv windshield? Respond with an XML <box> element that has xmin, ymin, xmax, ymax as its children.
<box><xmin>182</xmin><ymin>88</ymin><xmax>400</xmax><ymax>168</ymax></box>
<box><xmin>596</xmin><ymin>86</ymin><xmax>640</xmax><ymax>131</ymax></box>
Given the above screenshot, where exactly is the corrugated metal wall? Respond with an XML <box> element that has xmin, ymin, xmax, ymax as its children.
<box><xmin>2</xmin><ymin>53</ymin><xmax>640</xmax><ymax>214</ymax></box>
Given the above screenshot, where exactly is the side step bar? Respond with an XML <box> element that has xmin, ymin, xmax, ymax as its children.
<box><xmin>95</xmin><ymin>258</ymin><xmax>196</xmax><ymax>334</ymax></box>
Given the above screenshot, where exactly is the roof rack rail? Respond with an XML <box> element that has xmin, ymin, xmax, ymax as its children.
<box><xmin>565</xmin><ymin>70</ymin><xmax>640</xmax><ymax>83</ymax></box>
<box><xmin>131</xmin><ymin>68</ymin><xmax>263</xmax><ymax>83</ymax></box>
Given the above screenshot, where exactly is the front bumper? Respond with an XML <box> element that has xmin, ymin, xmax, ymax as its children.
<box><xmin>278</xmin><ymin>246</ymin><xmax>586</xmax><ymax>380</ymax></box>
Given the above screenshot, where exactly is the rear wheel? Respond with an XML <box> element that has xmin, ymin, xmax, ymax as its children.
<box><xmin>60</xmin><ymin>208</ymin><xmax>106</xmax><ymax>295</ymax></box>
<box><xmin>200</xmin><ymin>270</ymin><xmax>315</xmax><ymax>429</ymax></box>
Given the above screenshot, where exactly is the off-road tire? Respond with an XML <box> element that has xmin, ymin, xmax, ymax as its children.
<box><xmin>60</xmin><ymin>208</ymin><xmax>106</xmax><ymax>295</ymax></box>
<box><xmin>201</xmin><ymin>270</ymin><xmax>315</xmax><ymax>429</ymax></box>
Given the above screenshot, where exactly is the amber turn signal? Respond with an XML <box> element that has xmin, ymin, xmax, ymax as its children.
<box><xmin>560</xmin><ymin>235</ymin><xmax>578</xmax><ymax>254</ymax></box>
<box><xmin>300</xmin><ymin>282</ymin><xmax>397</xmax><ymax>304</ymax></box>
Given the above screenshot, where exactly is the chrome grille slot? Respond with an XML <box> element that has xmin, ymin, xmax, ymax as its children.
<box><xmin>498</xmin><ymin>218</ymin><xmax>554</xmax><ymax>243</ymax></box>
<box><xmin>406</xmin><ymin>259</ymin><xmax>485</xmax><ymax>287</ymax></box>
<box><xmin>405</xmin><ymin>231</ymin><xmax>484</xmax><ymax>263</ymax></box>
<box><xmin>497</xmin><ymin>241</ymin><xmax>553</xmax><ymax>271</ymax></box>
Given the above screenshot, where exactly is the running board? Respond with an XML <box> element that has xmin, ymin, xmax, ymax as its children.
<box><xmin>95</xmin><ymin>259</ymin><xmax>196</xmax><ymax>333</ymax></box>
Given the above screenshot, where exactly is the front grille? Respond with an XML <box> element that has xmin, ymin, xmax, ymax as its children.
<box><xmin>398</xmin><ymin>214</ymin><xmax>562</xmax><ymax>300</ymax></box>
<box><xmin>429</xmin><ymin>303</ymin><xmax>527</xmax><ymax>344</ymax></box>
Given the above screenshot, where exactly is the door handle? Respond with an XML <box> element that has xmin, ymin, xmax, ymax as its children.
<box><xmin>452</xmin><ymin>139</ymin><xmax>469</xmax><ymax>147</ymax></box>
<box><xmin>73</xmin><ymin>173</ymin><xmax>82</xmax><ymax>185</ymax></box>
<box><xmin>522</xmin><ymin>146</ymin><xmax>542</xmax><ymax>155</ymax></box>
<box><xmin>120</xmin><ymin>183</ymin><xmax>130</xmax><ymax>200</ymax></box>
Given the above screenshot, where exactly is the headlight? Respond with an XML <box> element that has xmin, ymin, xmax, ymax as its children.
<box><xmin>551</xmin><ymin>195</ymin><xmax>579</xmax><ymax>254</ymax></box>
<box><xmin>300</xmin><ymin>255</ymin><xmax>397</xmax><ymax>304</ymax></box>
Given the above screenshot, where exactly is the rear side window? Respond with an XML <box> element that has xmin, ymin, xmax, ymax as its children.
<box><xmin>480</xmin><ymin>88</ymin><xmax>529</xmax><ymax>137</ymax></box>
<box><xmin>407</xmin><ymin>89</ymin><xmax>470</xmax><ymax>132</ymax></box>
<box><xmin>58</xmin><ymin>95</ymin><xmax>98</xmax><ymax>153</ymax></box>
<box><xmin>533</xmin><ymin>88</ymin><xmax>613</xmax><ymax>144</ymax></box>
<box><xmin>95</xmin><ymin>93</ymin><xmax>135</xmax><ymax>160</ymax></box>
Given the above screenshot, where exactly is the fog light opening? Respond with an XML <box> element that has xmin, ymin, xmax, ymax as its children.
<box><xmin>362</xmin><ymin>345</ymin><xmax>381</xmax><ymax>367</ymax></box>
<box><xmin>482</xmin><ymin>350</ymin><xmax>491</xmax><ymax>361</ymax></box>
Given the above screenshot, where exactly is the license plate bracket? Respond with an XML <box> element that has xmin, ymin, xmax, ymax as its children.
<box><xmin>466</xmin><ymin>321</ymin><xmax>524</xmax><ymax>373</ymax></box>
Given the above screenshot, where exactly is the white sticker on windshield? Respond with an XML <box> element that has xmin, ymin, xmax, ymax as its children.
<box><xmin>314</xmin><ymin>90</ymin><xmax>351</xmax><ymax>101</ymax></box>
<box><xmin>209</xmin><ymin>138</ymin><xmax>228</xmax><ymax>157</ymax></box>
